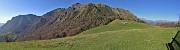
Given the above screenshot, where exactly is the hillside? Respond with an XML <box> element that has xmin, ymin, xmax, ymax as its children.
<box><xmin>0</xmin><ymin>14</ymin><xmax>39</xmax><ymax>41</ymax></box>
<box><xmin>80</xmin><ymin>19</ymin><xmax>158</xmax><ymax>35</ymax></box>
<box><xmin>0</xmin><ymin>3</ymin><xmax>143</xmax><ymax>41</ymax></box>
<box><xmin>0</xmin><ymin>14</ymin><xmax>39</xmax><ymax>34</ymax></box>
<box><xmin>0</xmin><ymin>19</ymin><xmax>176</xmax><ymax>50</ymax></box>
<box><xmin>0</xmin><ymin>23</ymin><xmax>4</xmax><ymax>27</ymax></box>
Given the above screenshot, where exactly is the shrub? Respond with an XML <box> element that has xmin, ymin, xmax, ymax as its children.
<box><xmin>2</xmin><ymin>32</ymin><xmax>16</xmax><ymax>42</ymax></box>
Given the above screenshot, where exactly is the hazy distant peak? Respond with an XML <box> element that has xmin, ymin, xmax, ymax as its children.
<box><xmin>0</xmin><ymin>23</ymin><xmax>4</xmax><ymax>27</ymax></box>
<box><xmin>17</xmin><ymin>14</ymin><xmax>37</xmax><ymax>16</ymax></box>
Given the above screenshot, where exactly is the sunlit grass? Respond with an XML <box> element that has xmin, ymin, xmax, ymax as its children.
<box><xmin>0</xmin><ymin>19</ymin><xmax>177</xmax><ymax>50</ymax></box>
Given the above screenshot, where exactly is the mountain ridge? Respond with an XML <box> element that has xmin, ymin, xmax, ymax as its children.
<box><xmin>0</xmin><ymin>3</ymin><xmax>143</xmax><ymax>41</ymax></box>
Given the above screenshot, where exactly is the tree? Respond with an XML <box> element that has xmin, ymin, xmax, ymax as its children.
<box><xmin>2</xmin><ymin>32</ymin><xmax>16</xmax><ymax>42</ymax></box>
<box><xmin>178</xmin><ymin>14</ymin><xmax>180</xmax><ymax>27</ymax></box>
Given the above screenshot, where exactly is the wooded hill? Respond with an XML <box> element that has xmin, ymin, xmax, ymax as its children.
<box><xmin>0</xmin><ymin>3</ymin><xmax>143</xmax><ymax>41</ymax></box>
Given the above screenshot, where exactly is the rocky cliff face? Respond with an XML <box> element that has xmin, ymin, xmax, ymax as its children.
<box><xmin>0</xmin><ymin>14</ymin><xmax>39</xmax><ymax>34</ymax></box>
<box><xmin>0</xmin><ymin>14</ymin><xmax>40</xmax><ymax>41</ymax></box>
<box><xmin>0</xmin><ymin>3</ymin><xmax>143</xmax><ymax>41</ymax></box>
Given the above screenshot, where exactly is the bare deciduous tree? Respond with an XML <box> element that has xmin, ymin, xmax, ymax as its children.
<box><xmin>178</xmin><ymin>14</ymin><xmax>180</xmax><ymax>27</ymax></box>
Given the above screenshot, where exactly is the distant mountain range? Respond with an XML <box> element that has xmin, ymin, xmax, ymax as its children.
<box><xmin>0</xmin><ymin>3</ymin><xmax>143</xmax><ymax>41</ymax></box>
<box><xmin>141</xmin><ymin>18</ymin><xmax>177</xmax><ymax>25</ymax></box>
<box><xmin>141</xmin><ymin>18</ymin><xmax>178</xmax><ymax>27</ymax></box>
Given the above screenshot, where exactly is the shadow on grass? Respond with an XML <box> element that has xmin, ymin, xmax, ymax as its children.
<box><xmin>166</xmin><ymin>31</ymin><xmax>180</xmax><ymax>50</ymax></box>
<box><xmin>166</xmin><ymin>43</ymin><xmax>174</xmax><ymax>50</ymax></box>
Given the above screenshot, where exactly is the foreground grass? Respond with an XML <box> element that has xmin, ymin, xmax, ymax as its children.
<box><xmin>0</xmin><ymin>19</ymin><xmax>177</xmax><ymax>50</ymax></box>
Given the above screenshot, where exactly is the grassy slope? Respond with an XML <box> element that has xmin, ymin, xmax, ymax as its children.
<box><xmin>80</xmin><ymin>19</ymin><xmax>158</xmax><ymax>35</ymax></box>
<box><xmin>172</xmin><ymin>28</ymin><xmax>180</xmax><ymax>50</ymax></box>
<box><xmin>0</xmin><ymin>19</ymin><xmax>177</xmax><ymax>50</ymax></box>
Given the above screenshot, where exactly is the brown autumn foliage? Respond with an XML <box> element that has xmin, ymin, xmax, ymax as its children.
<box><xmin>0</xmin><ymin>3</ymin><xmax>144</xmax><ymax>41</ymax></box>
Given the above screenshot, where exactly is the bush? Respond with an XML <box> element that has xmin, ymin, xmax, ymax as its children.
<box><xmin>2</xmin><ymin>32</ymin><xmax>16</xmax><ymax>42</ymax></box>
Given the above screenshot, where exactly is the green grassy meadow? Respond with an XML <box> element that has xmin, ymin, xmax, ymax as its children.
<box><xmin>0</xmin><ymin>19</ymin><xmax>177</xmax><ymax>50</ymax></box>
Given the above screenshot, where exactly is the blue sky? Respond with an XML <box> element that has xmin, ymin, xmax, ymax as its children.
<box><xmin>0</xmin><ymin>0</ymin><xmax>180</xmax><ymax>23</ymax></box>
